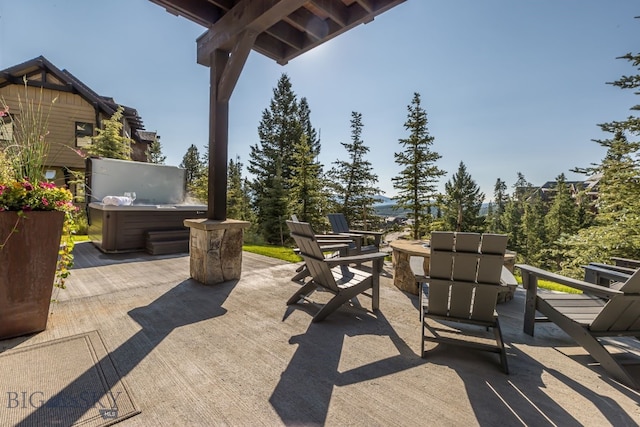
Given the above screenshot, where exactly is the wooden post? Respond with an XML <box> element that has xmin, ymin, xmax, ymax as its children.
<box><xmin>522</xmin><ymin>271</ymin><xmax>537</xmax><ymax>336</ymax></box>
<box><xmin>208</xmin><ymin>50</ymin><xmax>229</xmax><ymax>220</ymax></box>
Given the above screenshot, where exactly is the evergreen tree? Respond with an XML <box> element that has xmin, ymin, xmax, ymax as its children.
<box><xmin>86</xmin><ymin>106</ymin><xmax>132</xmax><ymax>160</ymax></box>
<box><xmin>544</xmin><ymin>174</ymin><xmax>579</xmax><ymax>242</ymax></box>
<box><xmin>486</xmin><ymin>178</ymin><xmax>508</xmax><ymax>233</ymax></box>
<box><xmin>543</xmin><ymin>173</ymin><xmax>579</xmax><ymax>269</ymax></box>
<box><xmin>327</xmin><ymin>111</ymin><xmax>382</xmax><ymax>228</ymax></box>
<box><xmin>146</xmin><ymin>134</ymin><xmax>166</xmax><ymax>164</ymax></box>
<box><xmin>501</xmin><ymin>173</ymin><xmax>534</xmax><ymax>255</ymax></box>
<box><xmin>227</xmin><ymin>156</ymin><xmax>252</xmax><ymax>221</ymax></box>
<box><xmin>521</xmin><ymin>191</ymin><xmax>546</xmax><ymax>266</ymax></box>
<box><xmin>438</xmin><ymin>161</ymin><xmax>485</xmax><ymax>232</ymax></box>
<box><xmin>561</xmin><ymin>31</ymin><xmax>640</xmax><ymax>275</ymax></box>
<box><xmin>248</xmin><ymin>74</ymin><xmax>303</xmax><ymax>242</ymax></box>
<box><xmin>392</xmin><ymin>92</ymin><xmax>445</xmax><ymax>239</ymax></box>
<box><xmin>259</xmin><ymin>162</ymin><xmax>288</xmax><ymax>244</ymax></box>
<box><xmin>180</xmin><ymin>144</ymin><xmax>202</xmax><ymax>187</ymax></box>
<box><xmin>298</xmin><ymin>97</ymin><xmax>320</xmax><ymax>157</ymax></box>
<box><xmin>289</xmin><ymin>134</ymin><xmax>325</xmax><ymax>229</ymax></box>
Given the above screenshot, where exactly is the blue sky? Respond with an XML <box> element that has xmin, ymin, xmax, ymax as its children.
<box><xmin>1</xmin><ymin>1</ymin><xmax>638</xmax><ymax>201</ymax></box>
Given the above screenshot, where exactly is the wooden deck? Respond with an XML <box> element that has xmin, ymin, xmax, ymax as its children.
<box><xmin>2</xmin><ymin>241</ymin><xmax>640</xmax><ymax>426</ymax></box>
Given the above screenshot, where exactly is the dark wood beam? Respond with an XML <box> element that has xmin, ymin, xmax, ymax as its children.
<box><xmin>353</xmin><ymin>0</ymin><xmax>375</xmax><ymax>14</ymax></box>
<box><xmin>284</xmin><ymin>7</ymin><xmax>327</xmax><ymax>40</ymax></box>
<box><xmin>217</xmin><ymin>29</ymin><xmax>257</xmax><ymax>102</ymax></box>
<box><xmin>264</xmin><ymin>21</ymin><xmax>305</xmax><ymax>50</ymax></box>
<box><xmin>253</xmin><ymin>33</ymin><xmax>289</xmax><ymax>65</ymax></box>
<box><xmin>149</xmin><ymin>0</ymin><xmax>223</xmax><ymax>26</ymax></box>
<box><xmin>197</xmin><ymin>0</ymin><xmax>308</xmax><ymax>66</ymax></box>
<box><xmin>310</xmin><ymin>0</ymin><xmax>349</xmax><ymax>27</ymax></box>
<box><xmin>207</xmin><ymin>50</ymin><xmax>229</xmax><ymax>220</ymax></box>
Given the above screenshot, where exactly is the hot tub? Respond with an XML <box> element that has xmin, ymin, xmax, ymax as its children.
<box><xmin>85</xmin><ymin>157</ymin><xmax>208</xmax><ymax>253</ymax></box>
<box><xmin>88</xmin><ymin>203</ymin><xmax>207</xmax><ymax>253</ymax></box>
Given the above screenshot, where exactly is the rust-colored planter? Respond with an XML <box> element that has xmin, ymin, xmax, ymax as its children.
<box><xmin>0</xmin><ymin>211</ymin><xmax>64</xmax><ymax>339</ymax></box>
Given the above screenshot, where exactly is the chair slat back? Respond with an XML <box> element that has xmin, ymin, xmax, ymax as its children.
<box><xmin>328</xmin><ymin>213</ymin><xmax>350</xmax><ymax>234</ymax></box>
<box><xmin>286</xmin><ymin>220</ymin><xmax>340</xmax><ymax>293</ymax></box>
<box><xmin>617</xmin><ymin>268</ymin><xmax>640</xmax><ymax>293</ymax></box>
<box><xmin>590</xmin><ymin>268</ymin><xmax>640</xmax><ymax>332</ymax></box>
<box><xmin>427</xmin><ymin>231</ymin><xmax>507</xmax><ymax>322</ymax></box>
<box><xmin>590</xmin><ymin>297</ymin><xmax>640</xmax><ymax>331</ymax></box>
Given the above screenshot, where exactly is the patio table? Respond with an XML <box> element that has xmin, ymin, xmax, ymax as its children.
<box><xmin>390</xmin><ymin>240</ymin><xmax>517</xmax><ymax>300</ymax></box>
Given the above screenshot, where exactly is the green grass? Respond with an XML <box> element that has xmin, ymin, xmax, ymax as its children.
<box><xmin>512</xmin><ymin>270</ymin><xmax>582</xmax><ymax>294</ymax></box>
<box><xmin>71</xmin><ymin>236</ymin><xmax>582</xmax><ymax>295</ymax></box>
<box><xmin>242</xmin><ymin>244</ymin><xmax>302</xmax><ymax>263</ymax></box>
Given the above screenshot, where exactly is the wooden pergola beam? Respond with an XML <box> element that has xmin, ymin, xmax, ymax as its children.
<box><xmin>309</xmin><ymin>0</ymin><xmax>349</xmax><ymax>27</ymax></box>
<box><xmin>197</xmin><ymin>0</ymin><xmax>309</xmax><ymax>66</ymax></box>
<box><xmin>217</xmin><ymin>30</ymin><xmax>257</xmax><ymax>103</ymax></box>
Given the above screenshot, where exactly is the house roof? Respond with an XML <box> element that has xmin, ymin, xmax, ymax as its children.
<box><xmin>136</xmin><ymin>130</ymin><xmax>159</xmax><ymax>142</ymax></box>
<box><xmin>0</xmin><ymin>55</ymin><xmax>145</xmax><ymax>134</ymax></box>
<box><xmin>149</xmin><ymin>0</ymin><xmax>406</xmax><ymax>66</ymax></box>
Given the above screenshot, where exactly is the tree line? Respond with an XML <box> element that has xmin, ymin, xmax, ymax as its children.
<box><xmin>178</xmin><ymin>25</ymin><xmax>639</xmax><ymax>278</ymax></box>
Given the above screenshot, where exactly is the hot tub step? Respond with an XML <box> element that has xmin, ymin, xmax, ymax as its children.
<box><xmin>145</xmin><ymin>229</ymin><xmax>191</xmax><ymax>255</ymax></box>
<box><xmin>146</xmin><ymin>239</ymin><xmax>189</xmax><ymax>255</ymax></box>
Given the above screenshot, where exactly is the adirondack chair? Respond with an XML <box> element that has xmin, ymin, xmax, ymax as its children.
<box><xmin>286</xmin><ymin>220</ymin><xmax>387</xmax><ymax>322</ymax></box>
<box><xmin>327</xmin><ymin>213</ymin><xmax>383</xmax><ymax>255</ymax></box>
<box><xmin>289</xmin><ymin>216</ymin><xmax>356</xmax><ymax>282</ymax></box>
<box><xmin>418</xmin><ymin>231</ymin><xmax>509</xmax><ymax>373</ymax></box>
<box><xmin>518</xmin><ymin>264</ymin><xmax>640</xmax><ymax>389</ymax></box>
<box><xmin>583</xmin><ymin>262</ymin><xmax>634</xmax><ymax>288</ymax></box>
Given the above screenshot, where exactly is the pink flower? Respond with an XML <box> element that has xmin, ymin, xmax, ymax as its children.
<box><xmin>22</xmin><ymin>181</ymin><xmax>34</xmax><ymax>191</ymax></box>
<box><xmin>39</xmin><ymin>181</ymin><xmax>56</xmax><ymax>189</ymax></box>
<box><xmin>73</xmin><ymin>148</ymin><xmax>87</xmax><ymax>159</ymax></box>
<box><xmin>41</xmin><ymin>197</ymin><xmax>49</xmax><ymax>207</ymax></box>
<box><xmin>0</xmin><ymin>106</ymin><xmax>8</xmax><ymax>117</ymax></box>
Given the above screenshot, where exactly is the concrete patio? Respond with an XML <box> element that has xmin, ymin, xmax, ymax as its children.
<box><xmin>1</xmin><ymin>241</ymin><xmax>639</xmax><ymax>426</ymax></box>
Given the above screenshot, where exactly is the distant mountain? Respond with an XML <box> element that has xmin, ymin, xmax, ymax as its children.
<box><xmin>373</xmin><ymin>199</ymin><xmax>492</xmax><ymax>218</ymax></box>
<box><xmin>374</xmin><ymin>195</ymin><xmax>394</xmax><ymax>205</ymax></box>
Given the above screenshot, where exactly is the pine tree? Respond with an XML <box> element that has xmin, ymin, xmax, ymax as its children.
<box><xmin>259</xmin><ymin>162</ymin><xmax>288</xmax><ymax>244</ymax></box>
<box><xmin>146</xmin><ymin>134</ymin><xmax>166</xmax><ymax>164</ymax></box>
<box><xmin>298</xmin><ymin>97</ymin><xmax>320</xmax><ymax>157</ymax></box>
<box><xmin>86</xmin><ymin>106</ymin><xmax>132</xmax><ymax>160</ymax></box>
<box><xmin>248</xmin><ymin>74</ymin><xmax>303</xmax><ymax>242</ymax></box>
<box><xmin>289</xmin><ymin>134</ymin><xmax>325</xmax><ymax>229</ymax></box>
<box><xmin>543</xmin><ymin>173</ymin><xmax>579</xmax><ymax>269</ymax></box>
<box><xmin>521</xmin><ymin>191</ymin><xmax>546</xmax><ymax>266</ymax></box>
<box><xmin>180</xmin><ymin>144</ymin><xmax>202</xmax><ymax>187</ymax></box>
<box><xmin>486</xmin><ymin>178</ymin><xmax>508</xmax><ymax>233</ymax></box>
<box><xmin>438</xmin><ymin>161</ymin><xmax>485</xmax><ymax>232</ymax></box>
<box><xmin>501</xmin><ymin>173</ymin><xmax>534</xmax><ymax>255</ymax></box>
<box><xmin>392</xmin><ymin>92</ymin><xmax>445</xmax><ymax>239</ymax></box>
<box><xmin>227</xmin><ymin>156</ymin><xmax>252</xmax><ymax>221</ymax></box>
<box><xmin>327</xmin><ymin>111</ymin><xmax>382</xmax><ymax>228</ymax></box>
<box><xmin>561</xmin><ymin>29</ymin><xmax>640</xmax><ymax>275</ymax></box>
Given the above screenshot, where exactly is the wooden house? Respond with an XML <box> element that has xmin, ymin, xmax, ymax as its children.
<box><xmin>0</xmin><ymin>56</ymin><xmax>157</xmax><ymax>199</ymax></box>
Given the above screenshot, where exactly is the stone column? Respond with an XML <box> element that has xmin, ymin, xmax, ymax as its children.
<box><xmin>184</xmin><ymin>219</ymin><xmax>250</xmax><ymax>285</ymax></box>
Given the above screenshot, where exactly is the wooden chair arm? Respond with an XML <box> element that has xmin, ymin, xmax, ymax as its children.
<box><xmin>583</xmin><ymin>263</ymin><xmax>632</xmax><ymax>287</ymax></box>
<box><xmin>325</xmin><ymin>252</ymin><xmax>387</xmax><ymax>267</ymax></box>
<box><xmin>348</xmin><ymin>229</ymin><xmax>384</xmax><ymax>236</ymax></box>
<box><xmin>611</xmin><ymin>256</ymin><xmax>640</xmax><ymax>269</ymax></box>
<box><xmin>516</xmin><ymin>264</ymin><xmax>622</xmax><ymax>298</ymax></box>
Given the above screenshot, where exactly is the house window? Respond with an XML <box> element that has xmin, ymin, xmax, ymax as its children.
<box><xmin>0</xmin><ymin>115</ymin><xmax>13</xmax><ymax>142</ymax></box>
<box><xmin>75</xmin><ymin>122</ymin><xmax>93</xmax><ymax>147</ymax></box>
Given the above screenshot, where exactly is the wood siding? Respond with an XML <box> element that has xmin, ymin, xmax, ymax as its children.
<box><xmin>0</xmin><ymin>82</ymin><xmax>95</xmax><ymax>171</ymax></box>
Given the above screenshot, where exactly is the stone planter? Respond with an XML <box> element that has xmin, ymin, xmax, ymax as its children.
<box><xmin>0</xmin><ymin>211</ymin><xmax>64</xmax><ymax>339</ymax></box>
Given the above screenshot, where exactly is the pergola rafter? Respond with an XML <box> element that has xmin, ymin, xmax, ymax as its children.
<box><xmin>150</xmin><ymin>0</ymin><xmax>405</xmax><ymax>220</ymax></box>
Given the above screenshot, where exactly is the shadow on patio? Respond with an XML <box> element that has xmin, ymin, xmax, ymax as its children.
<box><xmin>1</xmin><ymin>241</ymin><xmax>639</xmax><ymax>426</ymax></box>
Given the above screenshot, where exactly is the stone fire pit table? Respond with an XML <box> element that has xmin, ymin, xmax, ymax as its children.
<box><xmin>389</xmin><ymin>240</ymin><xmax>517</xmax><ymax>302</ymax></box>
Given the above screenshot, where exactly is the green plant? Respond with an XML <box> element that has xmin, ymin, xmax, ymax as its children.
<box><xmin>242</xmin><ymin>244</ymin><xmax>302</xmax><ymax>263</ymax></box>
<box><xmin>0</xmin><ymin>79</ymin><xmax>77</xmax><ymax>289</ymax></box>
<box><xmin>0</xmin><ymin>179</ymin><xmax>77</xmax><ymax>289</ymax></box>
